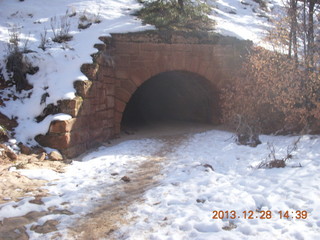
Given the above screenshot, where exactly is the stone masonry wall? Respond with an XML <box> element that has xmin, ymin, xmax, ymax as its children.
<box><xmin>36</xmin><ymin>31</ymin><xmax>252</xmax><ymax>158</ymax></box>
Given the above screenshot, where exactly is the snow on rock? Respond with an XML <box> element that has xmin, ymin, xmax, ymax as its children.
<box><xmin>0</xmin><ymin>0</ymin><xmax>151</xmax><ymax>145</ymax></box>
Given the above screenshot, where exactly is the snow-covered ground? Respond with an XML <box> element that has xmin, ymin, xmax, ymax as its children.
<box><xmin>2</xmin><ymin>1</ymin><xmax>319</xmax><ymax>240</ymax></box>
<box><xmin>114</xmin><ymin>131</ymin><xmax>320</xmax><ymax>240</ymax></box>
<box><xmin>1</xmin><ymin>138</ymin><xmax>166</xmax><ymax>239</ymax></box>
<box><xmin>1</xmin><ymin>130</ymin><xmax>319</xmax><ymax>239</ymax></box>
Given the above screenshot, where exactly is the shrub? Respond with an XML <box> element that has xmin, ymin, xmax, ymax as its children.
<box><xmin>78</xmin><ymin>10</ymin><xmax>101</xmax><ymax>30</ymax></box>
<box><xmin>50</xmin><ymin>11</ymin><xmax>73</xmax><ymax>43</ymax></box>
<box><xmin>38</xmin><ymin>28</ymin><xmax>48</xmax><ymax>51</ymax></box>
<box><xmin>233</xmin><ymin>114</ymin><xmax>261</xmax><ymax>147</ymax></box>
<box><xmin>257</xmin><ymin>138</ymin><xmax>300</xmax><ymax>168</ymax></box>
<box><xmin>5</xmin><ymin>27</ymin><xmax>38</xmax><ymax>92</ymax></box>
<box><xmin>134</xmin><ymin>0</ymin><xmax>215</xmax><ymax>31</ymax></box>
<box><xmin>221</xmin><ymin>46</ymin><xmax>320</xmax><ymax>134</ymax></box>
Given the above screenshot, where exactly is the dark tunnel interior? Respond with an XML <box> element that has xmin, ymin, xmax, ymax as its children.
<box><xmin>121</xmin><ymin>71</ymin><xmax>220</xmax><ymax>129</ymax></box>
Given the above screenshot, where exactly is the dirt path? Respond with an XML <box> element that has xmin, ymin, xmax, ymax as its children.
<box><xmin>0</xmin><ymin>122</ymin><xmax>220</xmax><ymax>240</ymax></box>
<box><xmin>68</xmin><ymin>134</ymin><xmax>186</xmax><ymax>240</ymax></box>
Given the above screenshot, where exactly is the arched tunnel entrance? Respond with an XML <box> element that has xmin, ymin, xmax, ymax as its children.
<box><xmin>121</xmin><ymin>71</ymin><xmax>220</xmax><ymax>130</ymax></box>
<box><xmin>37</xmin><ymin>32</ymin><xmax>251</xmax><ymax>158</ymax></box>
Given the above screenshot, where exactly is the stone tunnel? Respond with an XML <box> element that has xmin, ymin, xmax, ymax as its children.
<box><xmin>36</xmin><ymin>31</ymin><xmax>251</xmax><ymax>158</ymax></box>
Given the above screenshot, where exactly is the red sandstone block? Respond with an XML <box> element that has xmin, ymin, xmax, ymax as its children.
<box><xmin>59</xmin><ymin>97</ymin><xmax>83</xmax><ymax>118</ymax></box>
<box><xmin>213</xmin><ymin>47</ymin><xmax>227</xmax><ymax>57</ymax></box>
<box><xmin>189</xmin><ymin>56</ymin><xmax>200</xmax><ymax>73</ymax></box>
<box><xmin>74</xmin><ymin>80</ymin><xmax>93</xmax><ymax>98</ymax></box>
<box><xmin>95</xmin><ymin>103</ymin><xmax>107</xmax><ymax>112</ymax></box>
<box><xmin>172</xmin><ymin>53</ymin><xmax>186</xmax><ymax>70</ymax></box>
<box><xmin>172</xmin><ymin>44</ymin><xmax>192</xmax><ymax>52</ymax></box>
<box><xmin>70</xmin><ymin>131</ymin><xmax>89</xmax><ymax>145</ymax></box>
<box><xmin>105</xmin><ymin>120</ymin><xmax>114</xmax><ymax>128</ymax></box>
<box><xmin>102</xmin><ymin>76</ymin><xmax>116</xmax><ymax>84</ymax></box>
<box><xmin>130</xmin><ymin>69</ymin><xmax>144</xmax><ymax>87</ymax></box>
<box><xmin>114</xmin><ymin>123</ymin><xmax>121</xmax><ymax>135</ymax></box>
<box><xmin>86</xmin><ymin>86</ymin><xmax>97</xmax><ymax>98</ymax></box>
<box><xmin>184</xmin><ymin>55</ymin><xmax>194</xmax><ymax>70</ymax></box>
<box><xmin>115</xmin><ymin>42</ymin><xmax>140</xmax><ymax>54</ymax></box>
<box><xmin>106</xmin><ymin>109</ymin><xmax>114</xmax><ymax>118</ymax></box>
<box><xmin>49</xmin><ymin>118</ymin><xmax>77</xmax><ymax>134</ymax></box>
<box><xmin>78</xmin><ymin>101</ymin><xmax>91</xmax><ymax>116</ymax></box>
<box><xmin>114</xmin><ymin>111</ymin><xmax>122</xmax><ymax>123</ymax></box>
<box><xmin>120</xmin><ymin>80</ymin><xmax>137</xmax><ymax>94</ymax></box>
<box><xmin>96</xmin><ymin>110</ymin><xmax>108</xmax><ymax>119</ymax></box>
<box><xmin>115</xmin><ymin>99</ymin><xmax>126</xmax><ymax>113</ymax></box>
<box><xmin>130</xmin><ymin>61</ymin><xmax>147</xmax><ymax>73</ymax></box>
<box><xmin>89</xmin><ymin>128</ymin><xmax>104</xmax><ymax>139</ymax></box>
<box><xmin>61</xmin><ymin>143</ymin><xmax>86</xmax><ymax>158</ymax></box>
<box><xmin>115</xmin><ymin>55</ymin><xmax>131</xmax><ymax>68</ymax></box>
<box><xmin>104</xmin><ymin>84</ymin><xmax>115</xmax><ymax>96</ymax></box>
<box><xmin>100</xmin><ymin>68</ymin><xmax>115</xmax><ymax>78</ymax></box>
<box><xmin>115</xmin><ymin>69</ymin><xmax>129</xmax><ymax>79</ymax></box>
<box><xmin>89</xmin><ymin>97</ymin><xmax>100</xmax><ymax>105</ymax></box>
<box><xmin>140</xmin><ymin>43</ymin><xmax>159</xmax><ymax>52</ymax></box>
<box><xmin>151</xmin><ymin>62</ymin><xmax>164</xmax><ymax>77</ymax></box>
<box><xmin>130</xmin><ymin>55</ymin><xmax>142</xmax><ymax>63</ymax></box>
<box><xmin>107</xmin><ymin>96</ymin><xmax>115</xmax><ymax>108</ymax></box>
<box><xmin>139</xmin><ymin>51</ymin><xmax>159</xmax><ymax>61</ymax></box>
<box><xmin>198</xmin><ymin>60</ymin><xmax>210</xmax><ymax>76</ymax></box>
<box><xmin>191</xmin><ymin>45</ymin><xmax>212</xmax><ymax>56</ymax></box>
<box><xmin>114</xmin><ymin>80</ymin><xmax>121</xmax><ymax>88</ymax></box>
<box><xmin>36</xmin><ymin>133</ymin><xmax>71</xmax><ymax>150</ymax></box>
<box><xmin>102</xmin><ymin>127</ymin><xmax>114</xmax><ymax>139</ymax></box>
<box><xmin>157</xmin><ymin>54</ymin><xmax>172</xmax><ymax>72</ymax></box>
<box><xmin>116</xmin><ymin>88</ymin><xmax>131</xmax><ymax>102</ymax></box>
<box><xmin>80</xmin><ymin>63</ymin><xmax>98</xmax><ymax>81</ymax></box>
<box><xmin>73</xmin><ymin>116</ymin><xmax>90</xmax><ymax>129</ymax></box>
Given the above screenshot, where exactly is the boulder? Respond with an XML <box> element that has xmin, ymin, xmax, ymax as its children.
<box><xmin>18</xmin><ymin>143</ymin><xmax>32</xmax><ymax>155</ymax></box>
<box><xmin>5</xmin><ymin>149</ymin><xmax>18</xmax><ymax>161</ymax></box>
<box><xmin>49</xmin><ymin>151</ymin><xmax>64</xmax><ymax>161</ymax></box>
<box><xmin>37</xmin><ymin>152</ymin><xmax>46</xmax><ymax>161</ymax></box>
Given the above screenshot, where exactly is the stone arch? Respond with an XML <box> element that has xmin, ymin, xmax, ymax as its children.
<box><xmin>120</xmin><ymin>70</ymin><xmax>220</xmax><ymax>129</ymax></box>
<box><xmin>36</xmin><ymin>31</ymin><xmax>251</xmax><ymax>158</ymax></box>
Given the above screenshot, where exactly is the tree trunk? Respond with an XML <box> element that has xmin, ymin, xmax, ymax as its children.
<box><xmin>307</xmin><ymin>0</ymin><xmax>316</xmax><ymax>68</ymax></box>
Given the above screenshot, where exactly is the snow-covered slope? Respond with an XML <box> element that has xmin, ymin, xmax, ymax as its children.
<box><xmin>213</xmin><ymin>0</ymin><xmax>272</xmax><ymax>43</ymax></box>
<box><xmin>0</xmin><ymin>0</ymin><xmax>150</xmax><ymax>145</ymax></box>
<box><xmin>0</xmin><ymin>0</ymin><xmax>277</xmax><ymax>147</ymax></box>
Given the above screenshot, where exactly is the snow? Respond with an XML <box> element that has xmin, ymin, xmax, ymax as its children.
<box><xmin>0</xmin><ymin>0</ymin><xmax>151</xmax><ymax>145</ymax></box>
<box><xmin>0</xmin><ymin>0</ymin><xmax>280</xmax><ymax>146</ymax></box>
<box><xmin>1</xmin><ymin>130</ymin><xmax>319</xmax><ymax>239</ymax></box>
<box><xmin>1</xmin><ymin>0</ymin><xmax>319</xmax><ymax>239</ymax></box>
<box><xmin>113</xmin><ymin>131</ymin><xmax>320</xmax><ymax>240</ymax></box>
<box><xmin>0</xmin><ymin>138</ymin><xmax>165</xmax><ymax>238</ymax></box>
